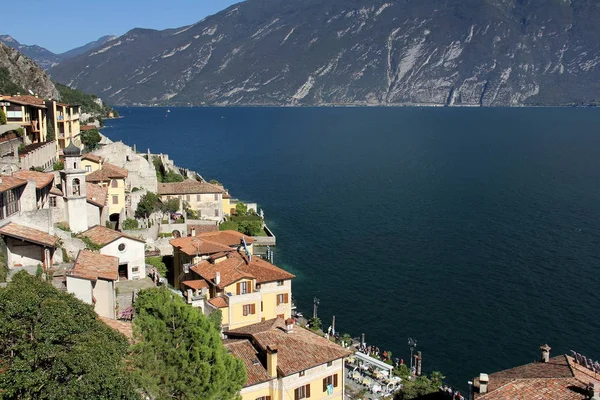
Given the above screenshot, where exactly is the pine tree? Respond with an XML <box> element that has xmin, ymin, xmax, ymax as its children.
<box><xmin>0</xmin><ymin>271</ymin><xmax>138</xmax><ymax>399</ymax></box>
<box><xmin>130</xmin><ymin>288</ymin><xmax>247</xmax><ymax>400</ymax></box>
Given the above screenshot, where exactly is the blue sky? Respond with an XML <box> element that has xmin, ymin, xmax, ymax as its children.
<box><xmin>3</xmin><ymin>0</ymin><xmax>242</xmax><ymax>54</ymax></box>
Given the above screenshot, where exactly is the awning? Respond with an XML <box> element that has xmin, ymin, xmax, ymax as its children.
<box><xmin>354</xmin><ymin>352</ymin><xmax>393</xmax><ymax>371</ymax></box>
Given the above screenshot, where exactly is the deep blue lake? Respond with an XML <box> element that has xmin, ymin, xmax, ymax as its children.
<box><xmin>106</xmin><ymin>106</ymin><xmax>600</xmax><ymax>390</ymax></box>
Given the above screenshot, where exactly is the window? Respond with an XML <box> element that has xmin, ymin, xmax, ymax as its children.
<box><xmin>299</xmin><ymin>371</ymin><xmax>305</xmax><ymax>377</ymax></box>
<box><xmin>112</xmin><ymin>195</ymin><xmax>119</xmax><ymax>205</ymax></box>
<box><xmin>276</xmin><ymin>293</ymin><xmax>289</xmax><ymax>305</ymax></box>
<box><xmin>49</xmin><ymin>197</ymin><xmax>57</xmax><ymax>207</ymax></box>
<box><xmin>327</xmin><ymin>361</ymin><xmax>333</xmax><ymax>367</ymax></box>
<box><xmin>72</xmin><ymin>178</ymin><xmax>80</xmax><ymax>196</ymax></box>
<box><xmin>239</xmin><ymin>281</ymin><xmax>249</xmax><ymax>294</ymax></box>
<box><xmin>111</xmin><ymin>179</ymin><xmax>118</xmax><ymax>188</ymax></box>
<box><xmin>6</xmin><ymin>110</ymin><xmax>23</xmax><ymax>119</ymax></box>
<box><xmin>277</xmin><ymin>280</ymin><xmax>284</xmax><ymax>286</ymax></box>
<box><xmin>118</xmin><ymin>243</ymin><xmax>126</xmax><ymax>252</ymax></box>
<box><xmin>196</xmin><ymin>194</ymin><xmax>201</xmax><ymax>201</ymax></box>
<box><xmin>85</xmin><ymin>165</ymin><xmax>91</xmax><ymax>172</ymax></box>
<box><xmin>186</xmin><ymin>195</ymin><xmax>190</xmax><ymax>201</ymax></box>
<box><xmin>294</xmin><ymin>384</ymin><xmax>310</xmax><ymax>400</ymax></box>
<box><xmin>261</xmin><ymin>301</ymin><xmax>263</xmax><ymax>312</ymax></box>
<box><xmin>322</xmin><ymin>374</ymin><xmax>338</xmax><ymax>392</ymax></box>
<box><xmin>214</xmin><ymin>193</ymin><xmax>218</xmax><ymax>201</ymax></box>
<box><xmin>6</xmin><ymin>188</ymin><xmax>19</xmax><ymax>216</ymax></box>
<box><xmin>256</xmin><ymin>397</ymin><xmax>271</xmax><ymax>400</ymax></box>
<box><xmin>242</xmin><ymin>304</ymin><xmax>256</xmax><ymax>316</ymax></box>
<box><xmin>131</xmin><ymin>266</ymin><xmax>139</xmax><ymax>272</ymax></box>
<box><xmin>214</xmin><ymin>209</ymin><xmax>219</xmax><ymax>217</ymax></box>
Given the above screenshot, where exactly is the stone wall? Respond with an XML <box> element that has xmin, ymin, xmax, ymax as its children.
<box><xmin>92</xmin><ymin>141</ymin><xmax>158</xmax><ymax>193</ymax></box>
<box><xmin>19</xmin><ymin>141</ymin><xmax>57</xmax><ymax>171</ymax></box>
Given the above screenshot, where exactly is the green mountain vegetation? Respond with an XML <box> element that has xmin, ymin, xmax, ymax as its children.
<box><xmin>0</xmin><ymin>66</ymin><xmax>25</xmax><ymax>95</ymax></box>
<box><xmin>55</xmin><ymin>82</ymin><xmax>117</xmax><ymax>118</ymax></box>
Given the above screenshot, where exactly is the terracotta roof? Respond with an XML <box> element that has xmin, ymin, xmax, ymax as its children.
<box><xmin>71</xmin><ymin>250</ymin><xmax>118</xmax><ymax>281</ymax></box>
<box><xmin>50</xmin><ymin>186</ymin><xmax>63</xmax><ymax>196</ymax></box>
<box><xmin>474</xmin><ymin>354</ymin><xmax>600</xmax><ymax>400</ymax></box>
<box><xmin>223</xmin><ymin>192</ymin><xmax>232</xmax><ymax>199</ymax></box>
<box><xmin>80</xmin><ymin>125</ymin><xmax>98</xmax><ymax>131</ymax></box>
<box><xmin>86</xmin><ymin>183</ymin><xmax>107</xmax><ymax>207</ymax></box>
<box><xmin>197</xmin><ymin>230</ymin><xmax>254</xmax><ymax>245</ymax></box>
<box><xmin>182</xmin><ymin>279</ymin><xmax>210</xmax><ymax>291</ymax></box>
<box><xmin>13</xmin><ymin>170</ymin><xmax>54</xmax><ymax>189</ymax></box>
<box><xmin>170</xmin><ymin>236</ymin><xmax>233</xmax><ymax>257</ymax></box>
<box><xmin>82</xmin><ymin>152</ymin><xmax>103</xmax><ymax>163</ymax></box>
<box><xmin>85</xmin><ymin>162</ymin><xmax>128</xmax><ymax>182</ymax></box>
<box><xmin>225</xmin><ymin>339</ymin><xmax>273</xmax><ymax>387</ymax></box>
<box><xmin>208</xmin><ymin>295</ymin><xmax>229</xmax><ymax>308</ymax></box>
<box><xmin>99</xmin><ymin>316</ymin><xmax>133</xmax><ymax>340</ymax></box>
<box><xmin>0</xmin><ymin>175</ymin><xmax>27</xmax><ymax>192</ymax></box>
<box><xmin>191</xmin><ymin>251</ymin><xmax>295</xmax><ymax>290</ymax></box>
<box><xmin>3</xmin><ymin>95</ymin><xmax>46</xmax><ymax>107</ymax></box>
<box><xmin>158</xmin><ymin>179</ymin><xmax>225</xmax><ymax>195</ymax></box>
<box><xmin>0</xmin><ymin>222</ymin><xmax>58</xmax><ymax>247</ymax></box>
<box><xmin>227</xmin><ymin>318</ymin><xmax>352</xmax><ymax>379</ymax></box>
<box><xmin>81</xmin><ymin>225</ymin><xmax>145</xmax><ymax>246</ymax></box>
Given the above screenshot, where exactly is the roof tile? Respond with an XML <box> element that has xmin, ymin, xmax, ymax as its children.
<box><xmin>0</xmin><ymin>222</ymin><xmax>58</xmax><ymax>247</ymax></box>
<box><xmin>85</xmin><ymin>162</ymin><xmax>128</xmax><ymax>182</ymax></box>
<box><xmin>158</xmin><ymin>179</ymin><xmax>225</xmax><ymax>195</ymax></box>
<box><xmin>71</xmin><ymin>250</ymin><xmax>118</xmax><ymax>281</ymax></box>
<box><xmin>12</xmin><ymin>170</ymin><xmax>54</xmax><ymax>189</ymax></box>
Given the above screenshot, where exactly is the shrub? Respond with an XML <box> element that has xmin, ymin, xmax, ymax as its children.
<box><xmin>146</xmin><ymin>256</ymin><xmax>167</xmax><ymax>277</ymax></box>
<box><xmin>53</xmin><ymin>161</ymin><xmax>64</xmax><ymax>171</ymax></box>
<box><xmin>0</xmin><ymin>108</ymin><xmax>6</xmax><ymax>125</ymax></box>
<box><xmin>122</xmin><ymin>218</ymin><xmax>139</xmax><ymax>230</ymax></box>
<box><xmin>219</xmin><ymin>221</ymin><xmax>238</xmax><ymax>231</ymax></box>
<box><xmin>56</xmin><ymin>222</ymin><xmax>71</xmax><ymax>232</ymax></box>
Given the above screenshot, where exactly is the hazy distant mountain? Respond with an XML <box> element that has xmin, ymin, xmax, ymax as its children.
<box><xmin>60</xmin><ymin>35</ymin><xmax>118</xmax><ymax>59</ymax></box>
<box><xmin>0</xmin><ymin>42</ymin><xmax>59</xmax><ymax>98</ymax></box>
<box><xmin>48</xmin><ymin>0</ymin><xmax>600</xmax><ymax>106</ymax></box>
<box><xmin>0</xmin><ymin>34</ymin><xmax>117</xmax><ymax>71</ymax></box>
<box><xmin>0</xmin><ymin>35</ymin><xmax>61</xmax><ymax>70</ymax></box>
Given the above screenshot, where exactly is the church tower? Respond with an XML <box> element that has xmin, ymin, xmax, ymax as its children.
<box><xmin>60</xmin><ymin>142</ymin><xmax>88</xmax><ymax>233</ymax></box>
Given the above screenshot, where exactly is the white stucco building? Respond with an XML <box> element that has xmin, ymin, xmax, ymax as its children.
<box><xmin>80</xmin><ymin>225</ymin><xmax>146</xmax><ymax>280</ymax></box>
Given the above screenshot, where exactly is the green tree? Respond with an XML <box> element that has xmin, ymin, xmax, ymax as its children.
<box><xmin>237</xmin><ymin>220</ymin><xmax>262</xmax><ymax>236</ymax></box>
<box><xmin>46</xmin><ymin>122</ymin><xmax>55</xmax><ymax>141</ymax></box>
<box><xmin>80</xmin><ymin>127</ymin><xmax>101</xmax><ymax>150</ymax></box>
<box><xmin>164</xmin><ymin>170</ymin><xmax>184</xmax><ymax>183</ymax></box>
<box><xmin>396</xmin><ymin>371</ymin><xmax>446</xmax><ymax>400</ymax></box>
<box><xmin>122</xmin><ymin>218</ymin><xmax>139</xmax><ymax>230</ymax></box>
<box><xmin>53</xmin><ymin>161</ymin><xmax>64</xmax><ymax>171</ymax></box>
<box><xmin>146</xmin><ymin>256</ymin><xmax>167</xmax><ymax>277</ymax></box>
<box><xmin>135</xmin><ymin>192</ymin><xmax>160</xmax><ymax>218</ymax></box>
<box><xmin>219</xmin><ymin>220</ymin><xmax>239</xmax><ymax>231</ymax></box>
<box><xmin>0</xmin><ymin>108</ymin><xmax>6</xmax><ymax>125</ymax></box>
<box><xmin>160</xmin><ymin>198</ymin><xmax>180</xmax><ymax>214</ymax></box>
<box><xmin>235</xmin><ymin>202</ymin><xmax>248</xmax><ymax>215</ymax></box>
<box><xmin>130</xmin><ymin>288</ymin><xmax>246</xmax><ymax>400</ymax></box>
<box><xmin>308</xmin><ymin>316</ymin><xmax>322</xmax><ymax>331</ymax></box>
<box><xmin>0</xmin><ymin>271</ymin><xmax>138</xmax><ymax>399</ymax></box>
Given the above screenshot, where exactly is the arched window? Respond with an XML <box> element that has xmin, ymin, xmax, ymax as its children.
<box><xmin>111</xmin><ymin>179</ymin><xmax>118</xmax><ymax>188</ymax></box>
<box><xmin>72</xmin><ymin>178</ymin><xmax>80</xmax><ymax>196</ymax></box>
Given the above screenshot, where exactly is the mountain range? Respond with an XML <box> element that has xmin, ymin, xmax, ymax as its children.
<box><xmin>0</xmin><ymin>34</ymin><xmax>117</xmax><ymax>70</ymax></box>
<box><xmin>44</xmin><ymin>0</ymin><xmax>600</xmax><ymax>106</ymax></box>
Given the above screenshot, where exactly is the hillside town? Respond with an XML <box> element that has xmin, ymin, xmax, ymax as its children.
<box><xmin>1</xmin><ymin>93</ymin><xmax>599</xmax><ymax>400</ymax></box>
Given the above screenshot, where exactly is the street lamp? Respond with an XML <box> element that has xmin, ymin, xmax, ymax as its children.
<box><xmin>313</xmin><ymin>297</ymin><xmax>320</xmax><ymax>319</ymax></box>
<box><xmin>408</xmin><ymin>337</ymin><xmax>417</xmax><ymax>371</ymax></box>
<box><xmin>467</xmin><ymin>381</ymin><xmax>473</xmax><ymax>400</ymax></box>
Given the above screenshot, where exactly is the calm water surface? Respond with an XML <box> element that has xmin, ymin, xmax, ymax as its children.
<box><xmin>106</xmin><ymin>107</ymin><xmax>600</xmax><ymax>390</ymax></box>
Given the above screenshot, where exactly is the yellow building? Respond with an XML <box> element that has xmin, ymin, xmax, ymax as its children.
<box><xmin>0</xmin><ymin>95</ymin><xmax>48</xmax><ymax>143</ymax></box>
<box><xmin>81</xmin><ymin>152</ymin><xmax>103</xmax><ymax>173</ymax></box>
<box><xmin>171</xmin><ymin>231</ymin><xmax>295</xmax><ymax>330</ymax></box>
<box><xmin>84</xmin><ymin>162</ymin><xmax>128</xmax><ymax>221</ymax></box>
<box><xmin>225</xmin><ymin>318</ymin><xmax>352</xmax><ymax>400</ymax></box>
<box><xmin>45</xmin><ymin>100</ymin><xmax>81</xmax><ymax>154</ymax></box>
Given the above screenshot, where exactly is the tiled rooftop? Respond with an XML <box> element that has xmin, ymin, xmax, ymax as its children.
<box><xmin>227</xmin><ymin>318</ymin><xmax>352</xmax><ymax>382</ymax></box>
<box><xmin>13</xmin><ymin>170</ymin><xmax>54</xmax><ymax>189</ymax></box>
<box><xmin>71</xmin><ymin>250</ymin><xmax>118</xmax><ymax>281</ymax></box>
<box><xmin>85</xmin><ymin>162</ymin><xmax>128</xmax><ymax>182</ymax></box>
<box><xmin>86</xmin><ymin>183</ymin><xmax>108</xmax><ymax>207</ymax></box>
<box><xmin>225</xmin><ymin>339</ymin><xmax>273</xmax><ymax>386</ymax></box>
<box><xmin>99</xmin><ymin>316</ymin><xmax>133</xmax><ymax>340</ymax></box>
<box><xmin>0</xmin><ymin>175</ymin><xmax>27</xmax><ymax>192</ymax></box>
<box><xmin>182</xmin><ymin>279</ymin><xmax>210</xmax><ymax>291</ymax></box>
<box><xmin>0</xmin><ymin>222</ymin><xmax>58</xmax><ymax>247</ymax></box>
<box><xmin>81</xmin><ymin>152</ymin><xmax>103</xmax><ymax>163</ymax></box>
<box><xmin>81</xmin><ymin>225</ymin><xmax>145</xmax><ymax>246</ymax></box>
<box><xmin>2</xmin><ymin>95</ymin><xmax>46</xmax><ymax>107</ymax></box>
<box><xmin>191</xmin><ymin>251</ymin><xmax>295</xmax><ymax>290</ymax></box>
<box><xmin>170</xmin><ymin>236</ymin><xmax>232</xmax><ymax>256</ymax></box>
<box><xmin>158</xmin><ymin>179</ymin><xmax>225</xmax><ymax>195</ymax></box>
<box><xmin>474</xmin><ymin>354</ymin><xmax>600</xmax><ymax>400</ymax></box>
<box><xmin>208</xmin><ymin>295</ymin><xmax>229</xmax><ymax>308</ymax></box>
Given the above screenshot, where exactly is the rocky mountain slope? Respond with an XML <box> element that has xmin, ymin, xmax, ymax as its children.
<box><xmin>0</xmin><ymin>42</ymin><xmax>59</xmax><ymax>98</ymax></box>
<box><xmin>0</xmin><ymin>35</ymin><xmax>62</xmax><ymax>70</ymax></box>
<box><xmin>0</xmin><ymin>34</ymin><xmax>117</xmax><ymax>70</ymax></box>
<box><xmin>48</xmin><ymin>0</ymin><xmax>600</xmax><ymax>106</ymax></box>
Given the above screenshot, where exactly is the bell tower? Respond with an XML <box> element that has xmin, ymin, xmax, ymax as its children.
<box><xmin>60</xmin><ymin>142</ymin><xmax>88</xmax><ymax>232</ymax></box>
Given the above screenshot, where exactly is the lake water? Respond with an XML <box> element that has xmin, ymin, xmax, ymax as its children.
<box><xmin>106</xmin><ymin>106</ymin><xmax>600</xmax><ymax>390</ymax></box>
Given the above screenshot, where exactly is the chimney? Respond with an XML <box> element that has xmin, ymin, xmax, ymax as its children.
<box><xmin>285</xmin><ymin>318</ymin><xmax>295</xmax><ymax>333</ymax></box>
<box><xmin>479</xmin><ymin>373</ymin><xmax>489</xmax><ymax>394</ymax></box>
<box><xmin>186</xmin><ymin>289</ymin><xmax>193</xmax><ymax>304</ymax></box>
<box><xmin>540</xmin><ymin>344</ymin><xmax>551</xmax><ymax>363</ymax></box>
<box><xmin>267</xmin><ymin>346</ymin><xmax>278</xmax><ymax>378</ymax></box>
<box><xmin>191</xmin><ymin>227</ymin><xmax>196</xmax><ymax>236</ymax></box>
<box><xmin>215</xmin><ymin>272</ymin><xmax>221</xmax><ymax>286</ymax></box>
